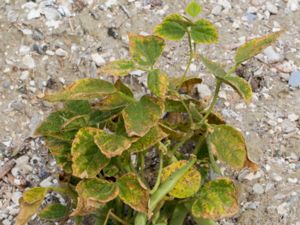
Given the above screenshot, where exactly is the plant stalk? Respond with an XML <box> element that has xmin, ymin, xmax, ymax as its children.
<box><xmin>150</xmin><ymin>152</ymin><xmax>163</xmax><ymax>194</ymax></box>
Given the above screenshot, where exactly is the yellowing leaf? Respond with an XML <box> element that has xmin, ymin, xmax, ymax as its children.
<box><xmin>192</xmin><ymin>178</ymin><xmax>239</xmax><ymax>220</ymax></box>
<box><xmin>122</xmin><ymin>95</ymin><xmax>164</xmax><ymax>137</ymax></box>
<box><xmin>94</xmin><ymin>130</ymin><xmax>132</xmax><ymax>158</ymax></box>
<box><xmin>15</xmin><ymin>187</ymin><xmax>48</xmax><ymax>225</ymax></box>
<box><xmin>148</xmin><ymin>69</ymin><xmax>169</xmax><ymax>98</ymax></box>
<box><xmin>44</xmin><ymin>78</ymin><xmax>116</xmax><ymax>102</ymax></box>
<box><xmin>115</xmin><ymin>79</ymin><xmax>134</xmax><ymax>97</ymax></box>
<box><xmin>72</xmin><ymin>178</ymin><xmax>119</xmax><ymax>216</ymax></box>
<box><xmin>154</xmin><ymin>14</ymin><xmax>191</xmax><ymax>40</ymax></box>
<box><xmin>207</xmin><ymin>125</ymin><xmax>256</xmax><ymax>170</ymax></box>
<box><xmin>235</xmin><ymin>31</ymin><xmax>282</xmax><ymax>65</ymax></box>
<box><xmin>23</xmin><ymin>187</ymin><xmax>48</xmax><ymax>204</ymax></box>
<box><xmin>76</xmin><ymin>178</ymin><xmax>119</xmax><ymax>203</ymax></box>
<box><xmin>191</xmin><ymin>19</ymin><xmax>218</xmax><ymax>44</ymax></box>
<box><xmin>117</xmin><ymin>173</ymin><xmax>149</xmax><ymax>214</ymax></box>
<box><xmin>180</xmin><ymin>77</ymin><xmax>202</xmax><ymax>94</ymax></box>
<box><xmin>15</xmin><ymin>198</ymin><xmax>44</xmax><ymax>225</ymax></box>
<box><xmin>220</xmin><ymin>76</ymin><xmax>253</xmax><ymax>103</ymax></box>
<box><xmin>185</xmin><ymin>0</ymin><xmax>202</xmax><ymax>17</ymax></box>
<box><xmin>101</xmin><ymin>60</ymin><xmax>136</xmax><ymax>76</ymax></box>
<box><xmin>71</xmin><ymin>128</ymin><xmax>110</xmax><ymax>178</ymax></box>
<box><xmin>128</xmin><ymin>126</ymin><xmax>168</xmax><ymax>153</ymax></box>
<box><xmin>38</xmin><ymin>203</ymin><xmax>69</xmax><ymax>220</ymax></box>
<box><xmin>129</xmin><ymin>33</ymin><xmax>165</xmax><ymax>67</ymax></box>
<box><xmin>161</xmin><ymin>160</ymin><xmax>201</xmax><ymax>198</ymax></box>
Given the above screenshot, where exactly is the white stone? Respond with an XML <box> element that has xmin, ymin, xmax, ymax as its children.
<box><xmin>263</xmin><ymin>46</ymin><xmax>282</xmax><ymax>63</ymax></box>
<box><xmin>266</xmin><ymin>2</ymin><xmax>278</xmax><ymax>14</ymax></box>
<box><xmin>15</xmin><ymin>156</ymin><xmax>29</xmax><ymax>165</ymax></box>
<box><xmin>287</xmin><ymin>178</ymin><xmax>298</xmax><ymax>184</ymax></box>
<box><xmin>40</xmin><ymin>176</ymin><xmax>53</xmax><ymax>187</ymax></box>
<box><xmin>20</xmin><ymin>71</ymin><xmax>29</xmax><ymax>81</ymax></box>
<box><xmin>253</xmin><ymin>183</ymin><xmax>264</xmax><ymax>194</ymax></box>
<box><xmin>21</xmin><ymin>55</ymin><xmax>35</xmax><ymax>69</ymax></box>
<box><xmin>196</xmin><ymin>84</ymin><xmax>212</xmax><ymax>99</ymax></box>
<box><xmin>55</xmin><ymin>48</ymin><xmax>68</xmax><ymax>57</ymax></box>
<box><xmin>91</xmin><ymin>53</ymin><xmax>106</xmax><ymax>66</ymax></box>
<box><xmin>277</xmin><ymin>202</ymin><xmax>289</xmax><ymax>215</ymax></box>
<box><xmin>190</xmin><ymin>63</ymin><xmax>197</xmax><ymax>72</ymax></box>
<box><xmin>27</xmin><ymin>9</ymin><xmax>41</xmax><ymax>20</ymax></box>
<box><xmin>105</xmin><ymin>0</ymin><xmax>118</xmax><ymax>8</ymax></box>
<box><xmin>288</xmin><ymin>113</ymin><xmax>299</xmax><ymax>122</ymax></box>
<box><xmin>11</xmin><ymin>192</ymin><xmax>22</xmax><ymax>205</ymax></box>
<box><xmin>287</xmin><ymin>0</ymin><xmax>299</xmax><ymax>11</ymax></box>
<box><xmin>19</xmin><ymin>45</ymin><xmax>31</xmax><ymax>55</ymax></box>
<box><xmin>130</xmin><ymin>70</ymin><xmax>144</xmax><ymax>76</ymax></box>
<box><xmin>212</xmin><ymin>5</ymin><xmax>223</xmax><ymax>15</ymax></box>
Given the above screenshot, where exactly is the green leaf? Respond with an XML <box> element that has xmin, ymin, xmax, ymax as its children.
<box><xmin>96</xmin><ymin>91</ymin><xmax>135</xmax><ymax>111</ymax></box>
<box><xmin>193</xmin><ymin>217</ymin><xmax>218</xmax><ymax>225</ymax></box>
<box><xmin>44</xmin><ymin>78</ymin><xmax>116</xmax><ymax>102</ymax></box>
<box><xmin>220</xmin><ymin>76</ymin><xmax>253</xmax><ymax>103</ymax></box>
<box><xmin>103</xmin><ymin>162</ymin><xmax>119</xmax><ymax>177</ymax></box>
<box><xmin>122</xmin><ymin>95</ymin><xmax>164</xmax><ymax>137</ymax></box>
<box><xmin>127</xmin><ymin>126</ymin><xmax>168</xmax><ymax>153</ymax></box>
<box><xmin>148</xmin><ymin>69</ymin><xmax>169</xmax><ymax>98</ymax></box>
<box><xmin>38</xmin><ymin>203</ymin><xmax>69</xmax><ymax>220</ymax></box>
<box><xmin>72</xmin><ymin>178</ymin><xmax>119</xmax><ymax>216</ymax></box>
<box><xmin>185</xmin><ymin>0</ymin><xmax>202</xmax><ymax>17</ymax></box>
<box><xmin>71</xmin><ymin>128</ymin><xmax>110</xmax><ymax>178</ymax></box>
<box><xmin>76</xmin><ymin>178</ymin><xmax>119</xmax><ymax>203</ymax></box>
<box><xmin>207</xmin><ymin>125</ymin><xmax>251</xmax><ymax>170</ymax></box>
<box><xmin>117</xmin><ymin>173</ymin><xmax>149</xmax><ymax>214</ymax></box>
<box><xmin>115</xmin><ymin>79</ymin><xmax>134</xmax><ymax>97</ymax></box>
<box><xmin>154</xmin><ymin>14</ymin><xmax>191</xmax><ymax>40</ymax></box>
<box><xmin>161</xmin><ymin>160</ymin><xmax>201</xmax><ymax>198</ymax></box>
<box><xmin>199</xmin><ymin>55</ymin><xmax>226</xmax><ymax>77</ymax></box>
<box><xmin>101</xmin><ymin>60</ymin><xmax>136</xmax><ymax>76</ymax></box>
<box><xmin>129</xmin><ymin>33</ymin><xmax>165</xmax><ymax>67</ymax></box>
<box><xmin>235</xmin><ymin>31</ymin><xmax>282</xmax><ymax>65</ymax></box>
<box><xmin>192</xmin><ymin>178</ymin><xmax>239</xmax><ymax>220</ymax></box>
<box><xmin>191</xmin><ymin>19</ymin><xmax>218</xmax><ymax>44</ymax></box>
<box><xmin>65</xmin><ymin>100</ymin><xmax>92</xmax><ymax>114</ymax></box>
<box><xmin>94</xmin><ymin>130</ymin><xmax>132</xmax><ymax>158</ymax></box>
<box><xmin>45</xmin><ymin>137</ymin><xmax>72</xmax><ymax>173</ymax></box>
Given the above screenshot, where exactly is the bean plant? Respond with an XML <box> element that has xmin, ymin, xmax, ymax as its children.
<box><xmin>16</xmin><ymin>1</ymin><xmax>281</xmax><ymax>225</ymax></box>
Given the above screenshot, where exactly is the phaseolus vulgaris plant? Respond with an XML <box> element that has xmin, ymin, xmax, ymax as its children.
<box><xmin>16</xmin><ymin>1</ymin><xmax>281</xmax><ymax>225</ymax></box>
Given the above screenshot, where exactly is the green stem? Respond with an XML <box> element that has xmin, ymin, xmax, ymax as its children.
<box><xmin>180</xmin><ymin>97</ymin><xmax>194</xmax><ymax>125</ymax></box>
<box><xmin>109</xmin><ymin>211</ymin><xmax>132</xmax><ymax>225</ymax></box>
<box><xmin>200</xmin><ymin>80</ymin><xmax>222</xmax><ymax>124</ymax></box>
<box><xmin>169</xmin><ymin>204</ymin><xmax>189</xmax><ymax>225</ymax></box>
<box><xmin>179</xmin><ymin>31</ymin><xmax>194</xmax><ymax>87</ymax></box>
<box><xmin>150</xmin><ymin>152</ymin><xmax>163</xmax><ymax>194</ymax></box>
<box><xmin>149</xmin><ymin>157</ymin><xmax>197</xmax><ymax>211</ymax></box>
<box><xmin>193</xmin><ymin>131</ymin><xmax>207</xmax><ymax>155</ymax></box>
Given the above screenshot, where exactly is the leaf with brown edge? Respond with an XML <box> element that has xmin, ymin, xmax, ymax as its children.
<box><xmin>117</xmin><ymin>173</ymin><xmax>149</xmax><ymax>215</ymax></box>
<box><xmin>180</xmin><ymin>77</ymin><xmax>202</xmax><ymax>94</ymax></box>
<box><xmin>192</xmin><ymin>178</ymin><xmax>239</xmax><ymax>220</ymax></box>
<box><xmin>129</xmin><ymin>33</ymin><xmax>165</xmax><ymax>67</ymax></box>
<box><xmin>161</xmin><ymin>160</ymin><xmax>201</xmax><ymax>198</ymax></box>
<box><xmin>207</xmin><ymin>112</ymin><xmax>226</xmax><ymax>125</ymax></box>
<box><xmin>122</xmin><ymin>95</ymin><xmax>164</xmax><ymax>137</ymax></box>
<box><xmin>148</xmin><ymin>69</ymin><xmax>169</xmax><ymax>98</ymax></box>
<box><xmin>94</xmin><ymin>130</ymin><xmax>132</xmax><ymax>158</ymax></box>
<box><xmin>207</xmin><ymin>125</ymin><xmax>255</xmax><ymax>170</ymax></box>
<box><xmin>235</xmin><ymin>31</ymin><xmax>282</xmax><ymax>65</ymax></box>
<box><xmin>191</xmin><ymin>19</ymin><xmax>218</xmax><ymax>44</ymax></box>
<box><xmin>44</xmin><ymin>78</ymin><xmax>116</xmax><ymax>102</ymax></box>
<box><xmin>101</xmin><ymin>60</ymin><xmax>136</xmax><ymax>76</ymax></box>
<box><xmin>15</xmin><ymin>187</ymin><xmax>48</xmax><ymax>225</ymax></box>
<box><xmin>219</xmin><ymin>76</ymin><xmax>253</xmax><ymax>103</ymax></box>
<box><xmin>71</xmin><ymin>128</ymin><xmax>110</xmax><ymax>178</ymax></box>
<box><xmin>127</xmin><ymin>126</ymin><xmax>168</xmax><ymax>153</ymax></box>
<box><xmin>15</xmin><ymin>197</ymin><xmax>44</xmax><ymax>225</ymax></box>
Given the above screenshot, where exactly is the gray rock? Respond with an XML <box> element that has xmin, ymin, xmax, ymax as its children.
<box><xmin>266</xmin><ymin>2</ymin><xmax>278</xmax><ymax>14</ymax></box>
<box><xmin>287</xmin><ymin>0</ymin><xmax>299</xmax><ymax>11</ymax></box>
<box><xmin>2</xmin><ymin>80</ymin><xmax>11</xmax><ymax>89</ymax></box>
<box><xmin>263</xmin><ymin>46</ymin><xmax>282</xmax><ymax>63</ymax></box>
<box><xmin>212</xmin><ymin>5</ymin><xmax>223</xmax><ymax>15</ymax></box>
<box><xmin>245</xmin><ymin>12</ymin><xmax>257</xmax><ymax>21</ymax></box>
<box><xmin>288</xmin><ymin>71</ymin><xmax>300</xmax><ymax>88</ymax></box>
<box><xmin>21</xmin><ymin>55</ymin><xmax>35</xmax><ymax>69</ymax></box>
<box><xmin>91</xmin><ymin>53</ymin><xmax>106</xmax><ymax>66</ymax></box>
<box><xmin>55</xmin><ymin>48</ymin><xmax>68</xmax><ymax>57</ymax></box>
<box><xmin>253</xmin><ymin>183</ymin><xmax>264</xmax><ymax>194</ymax></box>
<box><xmin>196</xmin><ymin>84</ymin><xmax>212</xmax><ymax>99</ymax></box>
<box><xmin>281</xmin><ymin>119</ymin><xmax>297</xmax><ymax>133</ymax></box>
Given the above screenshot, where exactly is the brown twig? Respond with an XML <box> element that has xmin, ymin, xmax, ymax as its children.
<box><xmin>0</xmin><ymin>160</ymin><xmax>16</xmax><ymax>180</ymax></box>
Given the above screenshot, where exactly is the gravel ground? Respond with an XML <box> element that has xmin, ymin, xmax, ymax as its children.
<box><xmin>0</xmin><ymin>0</ymin><xmax>300</xmax><ymax>224</ymax></box>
